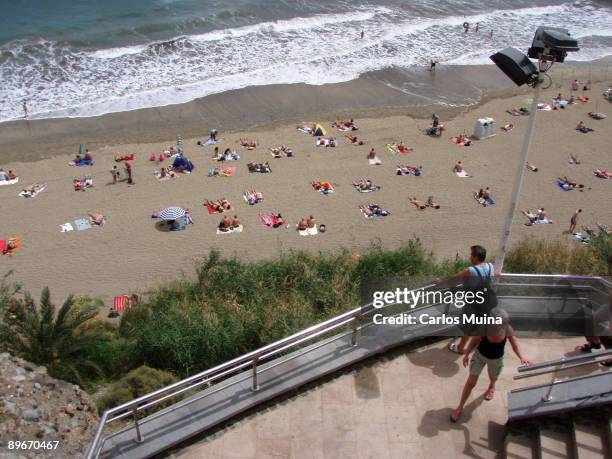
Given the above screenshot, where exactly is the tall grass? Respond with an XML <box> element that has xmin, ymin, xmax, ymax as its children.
<box><xmin>504</xmin><ymin>237</ymin><xmax>608</xmax><ymax>275</ymax></box>
<box><xmin>120</xmin><ymin>240</ymin><xmax>467</xmax><ymax>377</ymax></box>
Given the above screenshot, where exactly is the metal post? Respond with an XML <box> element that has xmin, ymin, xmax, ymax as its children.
<box><xmin>251</xmin><ymin>357</ymin><xmax>259</xmax><ymax>391</ymax></box>
<box><xmin>495</xmin><ymin>77</ymin><xmax>542</xmax><ymax>272</ymax></box>
<box><xmin>132</xmin><ymin>408</ymin><xmax>144</xmax><ymax>443</ymax></box>
<box><xmin>351</xmin><ymin>314</ymin><xmax>359</xmax><ymax>346</ymax></box>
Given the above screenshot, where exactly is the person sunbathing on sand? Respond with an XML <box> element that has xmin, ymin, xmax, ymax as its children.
<box><xmin>2</xmin><ymin>238</ymin><xmax>18</xmax><ymax>255</ymax></box>
<box><xmin>240</xmin><ymin>138</ymin><xmax>257</xmax><ymax>149</ymax></box>
<box><xmin>558</xmin><ymin>176</ymin><xmax>584</xmax><ymax>190</ymax></box>
<box><xmin>218</xmin><ymin>215</ymin><xmax>231</xmax><ymax>231</ymax></box>
<box><xmin>205</xmin><ymin>199</ymin><xmax>231</xmax><ymax>213</ymax></box>
<box><xmin>594</xmin><ymin>169</ymin><xmax>612</xmax><ymax>179</ymax></box>
<box><xmin>397</xmin><ymin>165</ymin><xmax>422</xmax><ymax>176</ymax></box>
<box><xmin>426</xmin><ymin>196</ymin><xmax>440</xmax><ymax>209</ymax></box>
<box><xmin>271</xmin><ymin>213</ymin><xmax>286</xmax><ymax>228</ymax></box>
<box><xmin>360</xmin><ymin>204</ymin><xmax>386</xmax><ymax>218</ymax></box>
<box><xmin>526</xmin><ymin>162</ymin><xmax>538</xmax><ymax>172</ymax></box>
<box><xmin>576</xmin><ymin>121</ymin><xmax>593</xmax><ymax>133</ymax></box>
<box><xmin>345</xmin><ymin>135</ymin><xmax>364</xmax><ymax>145</ymax></box>
<box><xmin>354</xmin><ymin>178</ymin><xmax>374</xmax><ymax>191</ymax></box>
<box><xmin>409</xmin><ymin>197</ymin><xmax>427</xmax><ymax>210</ymax></box>
<box><xmin>7</xmin><ymin>170</ymin><xmax>16</xmax><ymax>180</ymax></box>
<box><xmin>307</xmin><ymin>215</ymin><xmax>316</xmax><ymax>229</ymax></box>
<box><xmin>453</xmin><ymin>161</ymin><xmax>464</xmax><ymax>173</ymax></box>
<box><xmin>569</xmin><ymin>154</ymin><xmax>580</xmax><ymax>165</ymax></box>
<box><xmin>230</xmin><ymin>215</ymin><xmax>241</xmax><ymax>229</ymax></box>
<box><xmin>297</xmin><ymin>218</ymin><xmax>308</xmax><ymax>231</ymax></box>
<box><xmin>367</xmin><ymin>149</ymin><xmax>379</xmax><ymax>161</ymax></box>
<box><xmin>312</xmin><ymin>181</ymin><xmax>334</xmax><ymax>192</ymax></box>
<box><xmin>88</xmin><ymin>213</ymin><xmax>105</xmax><ymax>226</ymax></box>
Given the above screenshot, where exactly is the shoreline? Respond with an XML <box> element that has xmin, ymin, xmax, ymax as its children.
<box><xmin>3</xmin><ymin>59</ymin><xmax>610</xmax><ymax>164</ymax></box>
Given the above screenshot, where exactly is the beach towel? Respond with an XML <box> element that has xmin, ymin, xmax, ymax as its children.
<box><xmin>298</xmin><ymin>227</ymin><xmax>318</xmax><ymax>236</ymax></box>
<box><xmin>60</xmin><ymin>223</ymin><xmax>74</xmax><ymax>233</ymax></box>
<box><xmin>0</xmin><ymin>177</ymin><xmax>18</xmax><ymax>186</ymax></box>
<box><xmin>70</xmin><ymin>159</ymin><xmax>93</xmax><ymax>167</ymax></box>
<box><xmin>537</xmin><ymin>103</ymin><xmax>552</xmax><ymax>111</ymax></box>
<box><xmin>455</xmin><ymin>170</ymin><xmax>470</xmax><ymax>178</ymax></box>
<box><xmin>259</xmin><ymin>213</ymin><xmax>285</xmax><ymax>228</ymax></box>
<box><xmin>18</xmin><ymin>182</ymin><xmax>46</xmax><ymax>198</ymax></box>
<box><xmin>75</xmin><ymin>218</ymin><xmax>92</xmax><ymax>231</ymax></box>
<box><xmin>368</xmin><ymin>158</ymin><xmax>382</xmax><ymax>166</ymax></box>
<box><xmin>474</xmin><ymin>195</ymin><xmax>495</xmax><ymax>206</ymax></box>
<box><xmin>203</xmin><ymin>138</ymin><xmax>223</xmax><ymax>146</ymax></box>
<box><xmin>1</xmin><ymin>236</ymin><xmax>21</xmax><ymax>256</ymax></box>
<box><xmin>216</xmin><ymin>225</ymin><xmax>243</xmax><ymax>235</ymax></box>
<box><xmin>113</xmin><ymin>295</ymin><xmax>131</xmax><ymax>313</ymax></box>
<box><xmin>360</xmin><ymin>206</ymin><xmax>390</xmax><ymax>219</ymax></box>
<box><xmin>297</xmin><ymin>126</ymin><xmax>313</xmax><ymax>134</ymax></box>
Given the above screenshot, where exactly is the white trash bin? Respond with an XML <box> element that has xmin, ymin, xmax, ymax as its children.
<box><xmin>473</xmin><ymin>117</ymin><xmax>496</xmax><ymax>140</ymax></box>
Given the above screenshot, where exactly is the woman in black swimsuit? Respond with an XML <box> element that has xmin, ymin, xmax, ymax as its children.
<box><xmin>450</xmin><ymin>308</ymin><xmax>530</xmax><ymax>422</ymax></box>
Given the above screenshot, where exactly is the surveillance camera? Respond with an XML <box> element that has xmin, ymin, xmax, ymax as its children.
<box><xmin>528</xmin><ymin>26</ymin><xmax>579</xmax><ymax>63</ymax></box>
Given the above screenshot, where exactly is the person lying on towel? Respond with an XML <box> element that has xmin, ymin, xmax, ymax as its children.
<box><xmin>345</xmin><ymin>135</ymin><xmax>364</xmax><ymax>145</ymax></box>
<box><xmin>89</xmin><ymin>213</ymin><xmax>105</xmax><ymax>226</ymax></box>
<box><xmin>576</xmin><ymin>121</ymin><xmax>594</xmax><ymax>133</ymax></box>
<box><xmin>558</xmin><ymin>176</ymin><xmax>584</xmax><ymax>190</ymax></box>
<box><xmin>453</xmin><ymin>161</ymin><xmax>465</xmax><ymax>173</ymax></box>
<box><xmin>248</xmin><ymin>162</ymin><xmax>272</xmax><ymax>173</ymax></box>
<box><xmin>526</xmin><ymin>162</ymin><xmax>538</xmax><ymax>172</ymax></box>
<box><xmin>594</xmin><ymin>169</ymin><xmax>612</xmax><ymax>179</ymax></box>
<box><xmin>312</xmin><ymin>181</ymin><xmax>334</xmax><ymax>193</ymax></box>
<box><xmin>218</xmin><ymin>215</ymin><xmax>241</xmax><ymax>232</ymax></box>
<box><xmin>397</xmin><ymin>165</ymin><xmax>422</xmax><ymax>176</ymax></box>
<box><xmin>206</xmin><ymin>199</ymin><xmax>232</xmax><ymax>213</ymax></box>
<box><xmin>240</xmin><ymin>138</ymin><xmax>257</xmax><ymax>149</ymax></box>
<box><xmin>360</xmin><ymin>204</ymin><xmax>389</xmax><ymax>218</ymax></box>
<box><xmin>353</xmin><ymin>179</ymin><xmax>380</xmax><ymax>192</ymax></box>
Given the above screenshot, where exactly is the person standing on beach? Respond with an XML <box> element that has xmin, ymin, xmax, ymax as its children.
<box><xmin>125</xmin><ymin>162</ymin><xmax>133</xmax><ymax>185</ymax></box>
<box><xmin>569</xmin><ymin>208</ymin><xmax>582</xmax><ymax>234</ymax></box>
<box><xmin>475</xmin><ymin>22</ymin><xmax>480</xmax><ymax>32</ymax></box>
<box><xmin>429</xmin><ymin>60</ymin><xmax>437</xmax><ymax>72</ymax></box>
<box><xmin>463</xmin><ymin>22</ymin><xmax>470</xmax><ymax>33</ymax></box>
<box><xmin>110</xmin><ymin>165</ymin><xmax>120</xmax><ymax>184</ymax></box>
<box><xmin>22</xmin><ymin>100</ymin><xmax>28</xmax><ymax>118</ymax></box>
<box><xmin>360</xmin><ymin>30</ymin><xmax>364</xmax><ymax>39</ymax></box>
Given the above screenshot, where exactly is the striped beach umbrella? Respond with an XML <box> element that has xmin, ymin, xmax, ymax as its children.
<box><xmin>159</xmin><ymin>207</ymin><xmax>185</xmax><ymax>221</ymax></box>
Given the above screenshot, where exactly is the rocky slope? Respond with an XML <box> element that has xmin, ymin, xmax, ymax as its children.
<box><xmin>0</xmin><ymin>353</ymin><xmax>99</xmax><ymax>458</ymax></box>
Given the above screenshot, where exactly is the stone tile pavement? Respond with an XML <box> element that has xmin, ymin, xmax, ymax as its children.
<box><xmin>171</xmin><ymin>337</ymin><xmax>596</xmax><ymax>459</ymax></box>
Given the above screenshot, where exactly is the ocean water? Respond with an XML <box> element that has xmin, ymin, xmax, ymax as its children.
<box><xmin>1</xmin><ymin>0</ymin><xmax>611</xmax><ymax>122</ymax></box>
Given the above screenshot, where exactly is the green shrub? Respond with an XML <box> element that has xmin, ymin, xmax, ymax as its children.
<box><xmin>589</xmin><ymin>233</ymin><xmax>612</xmax><ymax>275</ymax></box>
<box><xmin>96</xmin><ymin>366</ymin><xmax>178</xmax><ymax>412</ymax></box>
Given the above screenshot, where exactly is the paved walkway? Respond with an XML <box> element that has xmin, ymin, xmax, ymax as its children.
<box><xmin>170</xmin><ymin>337</ymin><xmax>598</xmax><ymax>459</ymax></box>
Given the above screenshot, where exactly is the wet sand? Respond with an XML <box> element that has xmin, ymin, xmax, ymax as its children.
<box><xmin>0</xmin><ymin>63</ymin><xmax>610</xmax><ymax>307</ymax></box>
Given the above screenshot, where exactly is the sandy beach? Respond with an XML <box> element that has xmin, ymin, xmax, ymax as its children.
<box><xmin>1</xmin><ymin>63</ymin><xmax>610</xmax><ymax>307</ymax></box>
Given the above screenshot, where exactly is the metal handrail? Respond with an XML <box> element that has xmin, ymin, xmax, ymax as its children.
<box><xmin>85</xmin><ymin>273</ymin><xmax>610</xmax><ymax>459</ymax></box>
<box><xmin>517</xmin><ymin>349</ymin><xmax>612</xmax><ymax>373</ymax></box>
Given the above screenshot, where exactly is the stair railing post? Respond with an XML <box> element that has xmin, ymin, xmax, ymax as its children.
<box><xmin>251</xmin><ymin>356</ymin><xmax>259</xmax><ymax>391</ymax></box>
<box><xmin>132</xmin><ymin>407</ymin><xmax>144</xmax><ymax>443</ymax></box>
<box><xmin>351</xmin><ymin>313</ymin><xmax>359</xmax><ymax>346</ymax></box>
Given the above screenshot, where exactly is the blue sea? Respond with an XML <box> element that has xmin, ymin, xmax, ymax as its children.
<box><xmin>1</xmin><ymin>0</ymin><xmax>611</xmax><ymax>122</ymax></box>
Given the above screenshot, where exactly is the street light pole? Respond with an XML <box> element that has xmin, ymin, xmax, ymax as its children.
<box><xmin>494</xmin><ymin>74</ymin><xmax>542</xmax><ymax>272</ymax></box>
